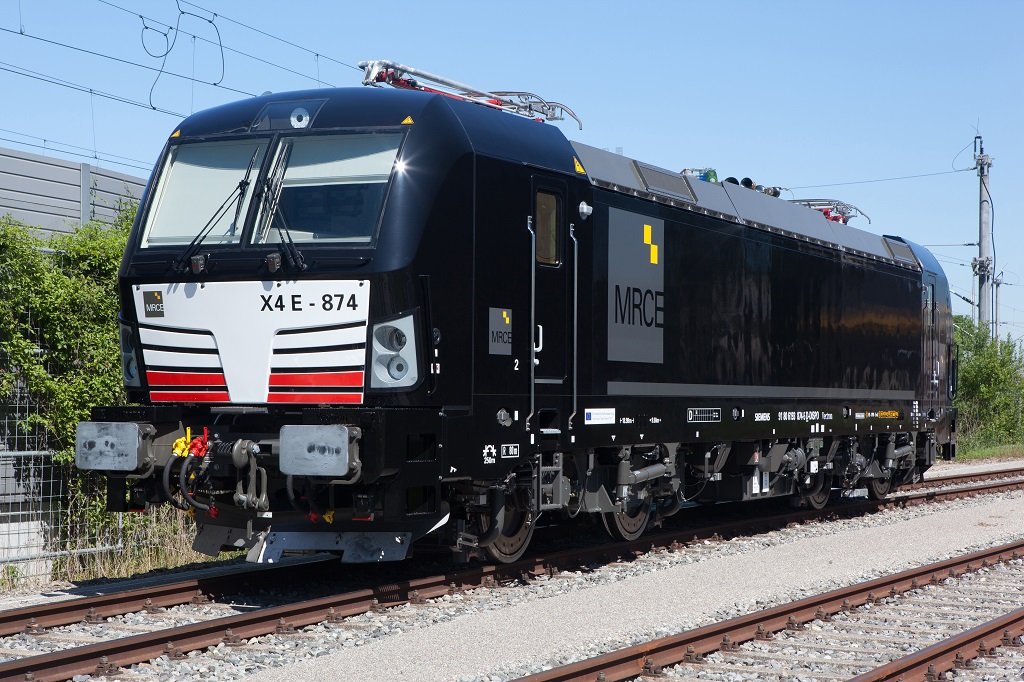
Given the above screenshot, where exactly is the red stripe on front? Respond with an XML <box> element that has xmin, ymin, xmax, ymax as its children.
<box><xmin>268</xmin><ymin>371</ymin><xmax>364</xmax><ymax>388</ymax></box>
<box><xmin>267</xmin><ymin>392</ymin><xmax>363</xmax><ymax>404</ymax></box>
<box><xmin>151</xmin><ymin>391</ymin><xmax>230</xmax><ymax>403</ymax></box>
<box><xmin>147</xmin><ymin>371</ymin><xmax>227</xmax><ymax>386</ymax></box>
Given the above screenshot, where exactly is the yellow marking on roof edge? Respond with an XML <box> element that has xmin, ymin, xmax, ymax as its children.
<box><xmin>401</xmin><ymin>115</ymin><xmax>415</xmax><ymax>125</ymax></box>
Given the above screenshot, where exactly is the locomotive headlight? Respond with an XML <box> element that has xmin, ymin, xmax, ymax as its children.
<box><xmin>386</xmin><ymin>355</ymin><xmax>409</xmax><ymax>380</ymax></box>
<box><xmin>119</xmin><ymin>322</ymin><xmax>142</xmax><ymax>388</ymax></box>
<box><xmin>376</xmin><ymin>326</ymin><xmax>407</xmax><ymax>352</ymax></box>
<box><xmin>370</xmin><ymin>314</ymin><xmax>419</xmax><ymax>389</ymax></box>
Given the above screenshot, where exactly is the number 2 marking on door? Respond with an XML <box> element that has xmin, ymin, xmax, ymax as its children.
<box><xmin>514</xmin><ymin>359</ymin><xmax>520</xmax><ymax>371</ymax></box>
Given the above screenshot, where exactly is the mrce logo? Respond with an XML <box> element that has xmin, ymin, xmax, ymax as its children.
<box><xmin>607</xmin><ymin>209</ymin><xmax>664</xmax><ymax>364</ymax></box>
<box><xmin>142</xmin><ymin>291</ymin><xmax>165</xmax><ymax>318</ymax></box>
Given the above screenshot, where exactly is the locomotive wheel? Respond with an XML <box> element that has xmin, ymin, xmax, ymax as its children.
<box><xmin>795</xmin><ymin>471</ymin><xmax>834</xmax><ymax>510</ymax></box>
<box><xmin>602</xmin><ymin>498</ymin><xmax>651</xmax><ymax>542</ymax></box>
<box><xmin>866</xmin><ymin>475</ymin><xmax>892</xmax><ymax>500</ymax></box>
<box><xmin>478</xmin><ymin>504</ymin><xmax>535</xmax><ymax>564</ymax></box>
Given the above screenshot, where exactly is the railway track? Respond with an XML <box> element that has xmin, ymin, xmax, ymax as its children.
<box><xmin>0</xmin><ymin>468</ymin><xmax>1021</xmax><ymax>682</ymax></box>
<box><xmin>909</xmin><ymin>465</ymin><xmax>1024</xmax><ymax>490</ymax></box>
<box><xmin>519</xmin><ymin>541</ymin><xmax>1024</xmax><ymax>682</ymax></box>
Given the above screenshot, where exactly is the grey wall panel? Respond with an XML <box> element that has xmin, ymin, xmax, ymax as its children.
<box><xmin>92</xmin><ymin>169</ymin><xmax>145</xmax><ymax>195</ymax></box>
<box><xmin>0</xmin><ymin>146</ymin><xmax>145</xmax><ymax>237</ymax></box>
<box><xmin>2</xmin><ymin>172</ymin><xmax>81</xmax><ymax>203</ymax></box>
<box><xmin>0</xmin><ymin>149</ymin><xmax>80</xmax><ymax>184</ymax></box>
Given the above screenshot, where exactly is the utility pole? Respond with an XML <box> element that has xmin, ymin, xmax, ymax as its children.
<box><xmin>972</xmin><ymin>136</ymin><xmax>994</xmax><ymax>337</ymax></box>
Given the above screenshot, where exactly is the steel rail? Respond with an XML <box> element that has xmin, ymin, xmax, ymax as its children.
<box><xmin>851</xmin><ymin>607</ymin><xmax>1024</xmax><ymax>681</ymax></box>
<box><xmin>1</xmin><ymin>468</ymin><xmax>1015</xmax><ymax>638</ymax></box>
<box><xmin>516</xmin><ymin>540</ymin><xmax>1024</xmax><ymax>682</ymax></box>
<box><xmin>1</xmin><ymin>472</ymin><xmax>1022</xmax><ymax>681</ymax></box>
<box><xmin>0</xmin><ymin>557</ymin><xmax>329</xmax><ymax>637</ymax></box>
<box><xmin>0</xmin><ymin>571</ymin><xmax>458</xmax><ymax>682</ymax></box>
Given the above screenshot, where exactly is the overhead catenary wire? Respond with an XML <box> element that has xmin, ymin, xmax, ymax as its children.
<box><xmin>138</xmin><ymin>0</ymin><xmax>226</xmax><ymax>110</ymax></box>
<box><xmin>0</xmin><ymin>127</ymin><xmax>152</xmax><ymax>166</ymax></box>
<box><xmin>0</xmin><ymin>135</ymin><xmax>151</xmax><ymax>172</ymax></box>
<box><xmin>178</xmin><ymin>0</ymin><xmax>362</xmax><ymax>73</ymax></box>
<box><xmin>0</xmin><ymin>137</ymin><xmax>149</xmax><ymax>173</ymax></box>
<box><xmin>95</xmin><ymin>0</ymin><xmax>339</xmax><ymax>87</ymax></box>
<box><xmin>0</xmin><ymin>59</ymin><xmax>185</xmax><ymax>117</ymax></box>
<box><xmin>788</xmin><ymin>168</ymin><xmax>971</xmax><ymax>190</ymax></box>
<box><xmin>0</xmin><ymin>25</ymin><xmax>257</xmax><ymax>98</ymax></box>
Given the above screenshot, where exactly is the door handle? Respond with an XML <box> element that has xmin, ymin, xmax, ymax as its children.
<box><xmin>534</xmin><ymin>324</ymin><xmax>544</xmax><ymax>353</ymax></box>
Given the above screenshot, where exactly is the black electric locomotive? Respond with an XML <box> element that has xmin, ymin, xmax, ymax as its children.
<box><xmin>76</xmin><ymin>61</ymin><xmax>956</xmax><ymax>564</ymax></box>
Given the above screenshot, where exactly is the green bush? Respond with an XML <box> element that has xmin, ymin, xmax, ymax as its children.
<box><xmin>953</xmin><ymin>315</ymin><xmax>1024</xmax><ymax>450</ymax></box>
<box><xmin>0</xmin><ymin>206</ymin><xmax>131</xmax><ymax>462</ymax></box>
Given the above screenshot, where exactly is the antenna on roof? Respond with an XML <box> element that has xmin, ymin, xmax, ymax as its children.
<box><xmin>358</xmin><ymin>59</ymin><xmax>583</xmax><ymax>130</ymax></box>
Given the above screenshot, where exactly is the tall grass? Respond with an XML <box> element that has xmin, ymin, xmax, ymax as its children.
<box><xmin>51</xmin><ymin>507</ymin><xmax>227</xmax><ymax>584</ymax></box>
<box><xmin>955</xmin><ymin>443</ymin><xmax>1024</xmax><ymax>463</ymax></box>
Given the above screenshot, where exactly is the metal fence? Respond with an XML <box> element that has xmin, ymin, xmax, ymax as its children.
<box><xmin>0</xmin><ymin>359</ymin><xmax>123</xmax><ymax>587</ymax></box>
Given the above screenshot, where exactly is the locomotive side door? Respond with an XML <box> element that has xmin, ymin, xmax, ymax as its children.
<box><xmin>922</xmin><ymin>274</ymin><xmax>939</xmax><ymax>415</ymax></box>
<box><xmin>528</xmin><ymin>175</ymin><xmax>572</xmax><ymax>436</ymax></box>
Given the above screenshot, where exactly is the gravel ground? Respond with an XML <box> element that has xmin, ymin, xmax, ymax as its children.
<box><xmin>107</xmin><ymin>485</ymin><xmax>1024</xmax><ymax>681</ymax></box>
<box><xmin>4</xmin><ymin>456</ymin><xmax>1012</xmax><ymax>681</ymax></box>
<box><xmin>663</xmin><ymin>558</ymin><xmax>1024</xmax><ymax>680</ymax></box>
<box><xmin>245</xmin><ymin>491</ymin><xmax>1024</xmax><ymax>682</ymax></box>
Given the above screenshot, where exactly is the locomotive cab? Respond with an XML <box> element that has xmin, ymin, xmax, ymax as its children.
<box><xmin>76</xmin><ymin>88</ymin><xmax>487</xmax><ymax>562</ymax></box>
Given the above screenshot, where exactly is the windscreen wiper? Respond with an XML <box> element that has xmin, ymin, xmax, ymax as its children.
<box><xmin>257</xmin><ymin>142</ymin><xmax>307</xmax><ymax>272</ymax></box>
<box><xmin>170</xmin><ymin>146</ymin><xmax>261</xmax><ymax>274</ymax></box>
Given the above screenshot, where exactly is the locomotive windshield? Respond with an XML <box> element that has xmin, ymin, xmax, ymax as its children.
<box><xmin>139</xmin><ymin>132</ymin><xmax>403</xmax><ymax>248</ymax></box>
<box><xmin>252</xmin><ymin>133</ymin><xmax>402</xmax><ymax>245</ymax></box>
<box><xmin>141</xmin><ymin>138</ymin><xmax>269</xmax><ymax>247</ymax></box>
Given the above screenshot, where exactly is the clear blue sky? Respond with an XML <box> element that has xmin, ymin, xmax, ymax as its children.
<box><xmin>3</xmin><ymin>1</ymin><xmax>1022</xmax><ymax>331</ymax></box>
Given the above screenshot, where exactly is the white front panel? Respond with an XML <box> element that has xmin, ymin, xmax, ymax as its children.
<box><xmin>271</xmin><ymin>326</ymin><xmax>365</xmax><ymax>350</ymax></box>
<box><xmin>133</xmin><ymin>280</ymin><xmax>370</xmax><ymax>403</ymax></box>
<box><xmin>139</xmin><ymin>327</ymin><xmax>218</xmax><ymax>349</ymax></box>
<box><xmin>143</xmin><ymin>349</ymin><xmax>224</xmax><ymax>368</ymax></box>
<box><xmin>270</xmin><ymin>349</ymin><xmax>366</xmax><ymax>369</ymax></box>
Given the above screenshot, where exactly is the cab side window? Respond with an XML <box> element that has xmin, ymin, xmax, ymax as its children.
<box><xmin>535</xmin><ymin>191</ymin><xmax>560</xmax><ymax>266</ymax></box>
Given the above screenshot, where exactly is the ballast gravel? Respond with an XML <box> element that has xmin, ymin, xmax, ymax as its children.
<box><xmin>92</xmin><ymin>482</ymin><xmax>1024</xmax><ymax>682</ymax></box>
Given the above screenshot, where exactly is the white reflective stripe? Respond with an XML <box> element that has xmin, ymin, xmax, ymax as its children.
<box><xmin>426</xmin><ymin>512</ymin><xmax>451</xmax><ymax>536</ymax></box>
<box><xmin>270</xmin><ymin>349</ymin><xmax>365</xmax><ymax>369</ymax></box>
<box><xmin>140</xmin><ymin>327</ymin><xmax>218</xmax><ymax>349</ymax></box>
<box><xmin>143</xmin><ymin>349</ymin><xmax>222</xmax><ymax>368</ymax></box>
<box><xmin>272</xmin><ymin>326</ymin><xmax>366</xmax><ymax>350</ymax></box>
